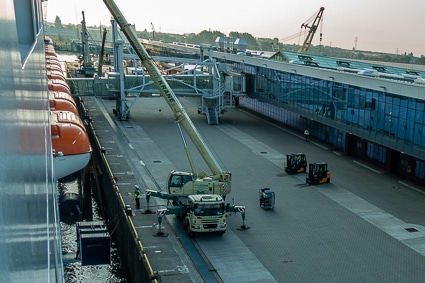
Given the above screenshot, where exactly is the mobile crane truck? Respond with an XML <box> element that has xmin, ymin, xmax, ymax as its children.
<box><xmin>146</xmin><ymin>190</ymin><xmax>245</xmax><ymax>236</ymax></box>
<box><xmin>102</xmin><ymin>0</ymin><xmax>246</xmax><ymax>235</ymax></box>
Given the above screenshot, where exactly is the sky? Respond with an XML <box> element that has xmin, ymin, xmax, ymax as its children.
<box><xmin>44</xmin><ymin>0</ymin><xmax>425</xmax><ymax>56</ymax></box>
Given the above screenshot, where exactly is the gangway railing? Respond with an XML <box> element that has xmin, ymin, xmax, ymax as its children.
<box><xmin>69</xmin><ymin>31</ymin><xmax>246</xmax><ymax>124</ymax></box>
<box><xmin>67</xmin><ymin>73</ymin><xmax>214</xmax><ymax>97</ymax></box>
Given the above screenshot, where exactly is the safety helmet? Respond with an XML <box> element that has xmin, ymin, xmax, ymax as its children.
<box><xmin>134</xmin><ymin>185</ymin><xmax>140</xmax><ymax>189</ymax></box>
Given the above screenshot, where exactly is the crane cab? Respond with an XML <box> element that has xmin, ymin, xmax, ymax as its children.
<box><xmin>167</xmin><ymin>171</ymin><xmax>194</xmax><ymax>193</ymax></box>
<box><xmin>167</xmin><ymin>170</ymin><xmax>231</xmax><ymax>197</ymax></box>
<box><xmin>285</xmin><ymin>153</ymin><xmax>307</xmax><ymax>174</ymax></box>
<box><xmin>306</xmin><ymin>162</ymin><xmax>330</xmax><ymax>185</ymax></box>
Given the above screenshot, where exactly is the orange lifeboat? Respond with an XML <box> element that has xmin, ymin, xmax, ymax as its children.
<box><xmin>49</xmin><ymin>91</ymin><xmax>78</xmax><ymax>114</ymax></box>
<box><xmin>51</xmin><ymin>110</ymin><xmax>92</xmax><ymax>179</ymax></box>
<box><xmin>48</xmin><ymin>79</ymin><xmax>71</xmax><ymax>95</ymax></box>
<box><xmin>47</xmin><ymin>69</ymin><xmax>66</xmax><ymax>81</ymax></box>
<box><xmin>45</xmin><ymin>46</ymin><xmax>56</xmax><ymax>55</ymax></box>
<box><xmin>45</xmin><ymin>45</ymin><xmax>58</xmax><ymax>58</ymax></box>
<box><xmin>45</xmin><ymin>38</ymin><xmax>91</xmax><ymax>179</ymax></box>
<box><xmin>46</xmin><ymin>54</ymin><xmax>58</xmax><ymax>61</ymax></box>
<box><xmin>46</xmin><ymin>63</ymin><xmax>63</xmax><ymax>73</ymax></box>
<box><xmin>46</xmin><ymin>58</ymin><xmax>62</xmax><ymax>69</ymax></box>
<box><xmin>46</xmin><ymin>54</ymin><xmax>60</xmax><ymax>62</ymax></box>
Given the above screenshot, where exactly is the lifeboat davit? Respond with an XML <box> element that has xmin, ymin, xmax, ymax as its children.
<box><xmin>51</xmin><ymin>110</ymin><xmax>92</xmax><ymax>179</ymax></box>
<box><xmin>58</xmin><ymin>176</ymin><xmax>81</xmax><ymax>216</ymax></box>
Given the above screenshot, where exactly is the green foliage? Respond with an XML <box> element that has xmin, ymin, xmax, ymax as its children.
<box><xmin>229</xmin><ymin>32</ymin><xmax>258</xmax><ymax>50</ymax></box>
<box><xmin>54</xmin><ymin>16</ymin><xmax>62</xmax><ymax>29</ymax></box>
<box><xmin>149</xmin><ymin>30</ymin><xmax>226</xmax><ymax>46</ymax></box>
<box><xmin>186</xmin><ymin>30</ymin><xmax>226</xmax><ymax>45</ymax></box>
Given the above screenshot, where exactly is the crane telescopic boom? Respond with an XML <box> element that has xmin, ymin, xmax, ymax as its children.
<box><xmin>102</xmin><ymin>0</ymin><xmax>231</xmax><ymax>187</ymax></box>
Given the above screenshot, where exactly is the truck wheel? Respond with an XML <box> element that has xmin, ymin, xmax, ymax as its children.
<box><xmin>187</xmin><ymin>222</ymin><xmax>194</xmax><ymax>237</ymax></box>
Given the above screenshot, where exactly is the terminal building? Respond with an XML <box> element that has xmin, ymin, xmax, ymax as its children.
<box><xmin>60</xmin><ymin>32</ymin><xmax>425</xmax><ymax>186</ymax></box>
<box><xmin>106</xmin><ymin>40</ymin><xmax>425</xmax><ymax>188</ymax></box>
<box><xmin>228</xmin><ymin>50</ymin><xmax>425</xmax><ymax>186</ymax></box>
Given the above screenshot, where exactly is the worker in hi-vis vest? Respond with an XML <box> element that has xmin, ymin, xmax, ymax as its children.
<box><xmin>304</xmin><ymin>129</ymin><xmax>310</xmax><ymax>142</ymax></box>
<box><xmin>134</xmin><ymin>185</ymin><xmax>141</xmax><ymax>209</ymax></box>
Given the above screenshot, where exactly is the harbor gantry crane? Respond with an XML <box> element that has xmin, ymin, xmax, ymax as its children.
<box><xmin>80</xmin><ymin>11</ymin><xmax>95</xmax><ymax>77</ymax></box>
<box><xmin>298</xmin><ymin>7</ymin><xmax>324</xmax><ymax>53</ymax></box>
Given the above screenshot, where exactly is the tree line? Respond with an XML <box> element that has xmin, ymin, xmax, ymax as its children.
<box><xmin>46</xmin><ymin>16</ymin><xmax>425</xmax><ymax>66</ymax></box>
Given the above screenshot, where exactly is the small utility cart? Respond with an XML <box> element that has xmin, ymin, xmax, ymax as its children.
<box><xmin>259</xmin><ymin>188</ymin><xmax>275</xmax><ymax>210</ymax></box>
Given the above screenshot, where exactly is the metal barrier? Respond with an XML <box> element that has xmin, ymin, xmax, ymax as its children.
<box><xmin>79</xmin><ymin>98</ymin><xmax>157</xmax><ymax>283</ymax></box>
<box><xmin>67</xmin><ymin>74</ymin><xmax>213</xmax><ymax>97</ymax></box>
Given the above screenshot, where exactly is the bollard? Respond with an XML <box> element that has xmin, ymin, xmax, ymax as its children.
<box><xmin>125</xmin><ymin>205</ymin><xmax>132</xmax><ymax>217</ymax></box>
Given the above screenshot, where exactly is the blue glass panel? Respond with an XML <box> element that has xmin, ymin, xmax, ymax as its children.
<box><xmin>413</xmin><ymin>123</ymin><xmax>423</xmax><ymax>145</ymax></box>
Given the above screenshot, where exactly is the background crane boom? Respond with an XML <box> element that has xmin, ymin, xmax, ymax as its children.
<box><xmin>298</xmin><ymin>7</ymin><xmax>324</xmax><ymax>53</ymax></box>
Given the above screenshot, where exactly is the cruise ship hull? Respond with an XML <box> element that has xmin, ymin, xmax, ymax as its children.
<box><xmin>0</xmin><ymin>1</ymin><xmax>67</xmax><ymax>281</ymax></box>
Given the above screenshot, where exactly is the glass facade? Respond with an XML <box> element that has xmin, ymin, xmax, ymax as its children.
<box><xmin>230</xmin><ymin>62</ymin><xmax>425</xmax><ymax>184</ymax></box>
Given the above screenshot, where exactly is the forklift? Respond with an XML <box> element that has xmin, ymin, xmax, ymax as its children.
<box><xmin>259</xmin><ymin>188</ymin><xmax>275</xmax><ymax>210</ymax></box>
<box><xmin>285</xmin><ymin>153</ymin><xmax>307</xmax><ymax>174</ymax></box>
<box><xmin>306</xmin><ymin>162</ymin><xmax>330</xmax><ymax>185</ymax></box>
